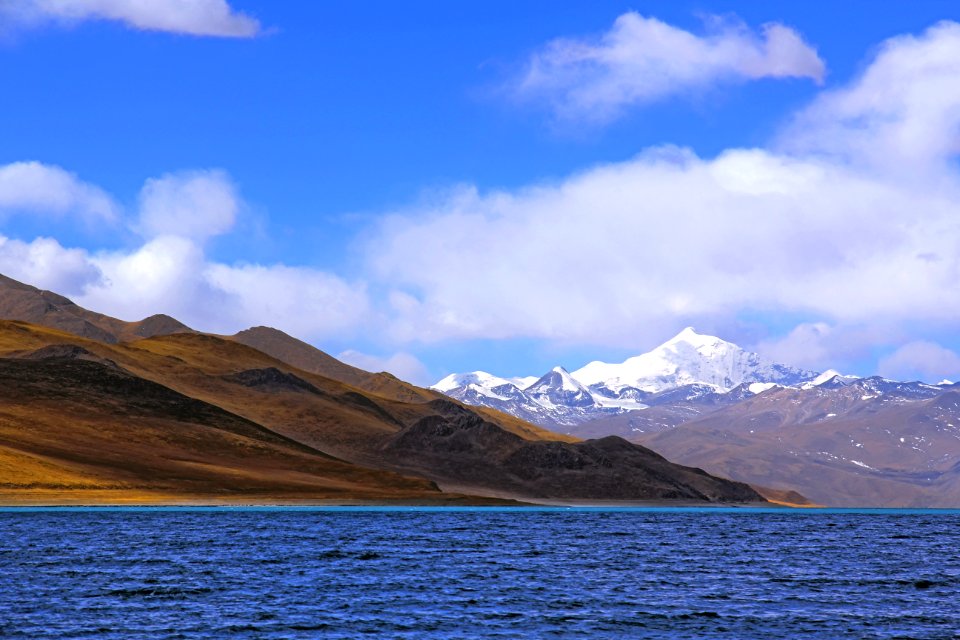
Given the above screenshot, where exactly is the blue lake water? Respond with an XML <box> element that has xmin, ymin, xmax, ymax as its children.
<box><xmin>1</xmin><ymin>507</ymin><xmax>959</xmax><ymax>638</ymax></box>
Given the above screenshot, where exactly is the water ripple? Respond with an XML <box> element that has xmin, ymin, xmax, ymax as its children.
<box><xmin>0</xmin><ymin>508</ymin><xmax>959</xmax><ymax>638</ymax></box>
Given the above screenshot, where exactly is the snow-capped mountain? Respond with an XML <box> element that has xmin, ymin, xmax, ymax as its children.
<box><xmin>526</xmin><ymin>367</ymin><xmax>596</xmax><ymax>408</ymax></box>
<box><xmin>433</xmin><ymin>371</ymin><xmax>516</xmax><ymax>395</ymax></box>
<box><xmin>573</xmin><ymin>327</ymin><xmax>816</xmax><ymax>395</ymax></box>
<box><xmin>431</xmin><ymin>328</ymin><xmax>819</xmax><ymax>428</ymax></box>
<box><xmin>434</xmin><ymin>366</ymin><xmax>629</xmax><ymax>427</ymax></box>
<box><xmin>432</xmin><ymin>329</ymin><xmax>960</xmax><ymax>507</ymax></box>
<box><xmin>799</xmin><ymin>369</ymin><xmax>861</xmax><ymax>389</ymax></box>
<box><xmin>431</xmin><ymin>371</ymin><xmax>542</xmax><ymax>421</ymax></box>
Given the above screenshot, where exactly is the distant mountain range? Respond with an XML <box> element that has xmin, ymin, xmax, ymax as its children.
<box><xmin>635</xmin><ymin>376</ymin><xmax>960</xmax><ymax>507</ymax></box>
<box><xmin>433</xmin><ymin>328</ymin><xmax>960</xmax><ymax>506</ymax></box>
<box><xmin>0</xmin><ymin>273</ymin><xmax>762</xmax><ymax>506</ymax></box>
<box><xmin>432</xmin><ymin>327</ymin><xmax>820</xmax><ymax>428</ymax></box>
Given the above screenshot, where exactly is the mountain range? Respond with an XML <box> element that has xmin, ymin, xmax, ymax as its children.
<box><xmin>433</xmin><ymin>328</ymin><xmax>960</xmax><ymax>506</ymax></box>
<box><xmin>10</xmin><ymin>268</ymin><xmax>957</xmax><ymax>507</ymax></box>
<box><xmin>0</xmin><ymin>273</ymin><xmax>762</xmax><ymax>506</ymax></box>
<box><xmin>432</xmin><ymin>327</ymin><xmax>820</xmax><ymax>428</ymax></box>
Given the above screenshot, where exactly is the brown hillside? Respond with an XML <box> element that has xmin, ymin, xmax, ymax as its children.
<box><xmin>230</xmin><ymin>326</ymin><xmax>437</xmax><ymax>403</ymax></box>
<box><xmin>0</xmin><ymin>345</ymin><xmax>462</xmax><ymax>505</ymax></box>
<box><xmin>228</xmin><ymin>325</ymin><xmax>574</xmax><ymax>442</ymax></box>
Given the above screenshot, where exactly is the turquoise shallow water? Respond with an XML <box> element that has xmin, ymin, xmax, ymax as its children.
<box><xmin>5</xmin><ymin>506</ymin><xmax>960</xmax><ymax>514</ymax></box>
<box><xmin>1</xmin><ymin>507</ymin><xmax>959</xmax><ymax>638</ymax></box>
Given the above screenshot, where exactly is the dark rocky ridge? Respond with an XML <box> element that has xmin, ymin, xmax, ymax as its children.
<box><xmin>382</xmin><ymin>400</ymin><xmax>763</xmax><ymax>502</ymax></box>
<box><xmin>225</xmin><ymin>367</ymin><xmax>323</xmax><ymax>394</ymax></box>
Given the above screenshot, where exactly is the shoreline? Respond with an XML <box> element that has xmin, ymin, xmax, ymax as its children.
<box><xmin>0</xmin><ymin>490</ymin><xmax>778</xmax><ymax>509</ymax></box>
<box><xmin>0</xmin><ymin>487</ymin><xmax>780</xmax><ymax>508</ymax></box>
<box><xmin>3</xmin><ymin>504</ymin><xmax>960</xmax><ymax>513</ymax></box>
<box><xmin>0</xmin><ymin>498</ymin><xmax>777</xmax><ymax>508</ymax></box>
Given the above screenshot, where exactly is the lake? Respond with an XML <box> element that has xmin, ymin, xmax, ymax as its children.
<box><xmin>1</xmin><ymin>507</ymin><xmax>958</xmax><ymax>638</ymax></box>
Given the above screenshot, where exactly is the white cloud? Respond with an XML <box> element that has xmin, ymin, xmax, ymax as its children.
<box><xmin>6</xmin><ymin>0</ymin><xmax>261</xmax><ymax>37</ymax></box>
<box><xmin>514</xmin><ymin>12</ymin><xmax>824</xmax><ymax>123</ymax></box>
<box><xmin>366</xmin><ymin>146</ymin><xmax>960</xmax><ymax>349</ymax></box>
<box><xmin>0</xmin><ymin>234</ymin><xmax>103</xmax><ymax>295</ymax></box>
<box><xmin>878</xmin><ymin>341</ymin><xmax>960</xmax><ymax>383</ymax></box>
<box><xmin>781</xmin><ymin>20</ymin><xmax>960</xmax><ymax>176</ymax></box>
<box><xmin>68</xmin><ymin>236</ymin><xmax>369</xmax><ymax>340</ymax></box>
<box><xmin>753</xmin><ymin>322</ymin><xmax>837</xmax><ymax>371</ymax></box>
<box><xmin>337</xmin><ymin>349</ymin><xmax>431</xmax><ymax>386</ymax></box>
<box><xmin>137</xmin><ymin>170</ymin><xmax>239</xmax><ymax>241</ymax></box>
<box><xmin>0</xmin><ymin>165</ymin><xmax>369</xmax><ymax>342</ymax></box>
<box><xmin>78</xmin><ymin>234</ymin><xmax>212</xmax><ymax>319</ymax></box>
<box><xmin>752</xmin><ymin>322</ymin><xmax>898</xmax><ymax>374</ymax></box>
<box><xmin>204</xmin><ymin>263</ymin><xmax>370</xmax><ymax>339</ymax></box>
<box><xmin>0</xmin><ymin>161</ymin><xmax>119</xmax><ymax>222</ymax></box>
<box><xmin>365</xmin><ymin>22</ymin><xmax>960</xmax><ymax>354</ymax></box>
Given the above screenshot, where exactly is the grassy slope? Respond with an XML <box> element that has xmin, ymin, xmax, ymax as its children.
<box><xmin>227</xmin><ymin>326</ymin><xmax>576</xmax><ymax>443</ymax></box>
<box><xmin>0</xmin><ymin>322</ymin><xmax>503</xmax><ymax>504</ymax></box>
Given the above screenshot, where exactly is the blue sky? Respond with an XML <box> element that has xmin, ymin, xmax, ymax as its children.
<box><xmin>2</xmin><ymin>1</ymin><xmax>960</xmax><ymax>384</ymax></box>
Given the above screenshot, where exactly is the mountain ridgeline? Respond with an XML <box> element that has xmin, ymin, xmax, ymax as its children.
<box><xmin>0</xmin><ymin>274</ymin><xmax>762</xmax><ymax>506</ymax></box>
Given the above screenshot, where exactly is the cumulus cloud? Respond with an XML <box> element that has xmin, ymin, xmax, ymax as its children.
<box><xmin>0</xmin><ymin>161</ymin><xmax>119</xmax><ymax>222</ymax></box>
<box><xmin>752</xmin><ymin>322</ymin><xmax>899</xmax><ymax>374</ymax></box>
<box><xmin>4</xmin><ymin>0</ymin><xmax>260</xmax><ymax>37</ymax></box>
<box><xmin>753</xmin><ymin>322</ymin><xmax>837</xmax><ymax>371</ymax></box>
<box><xmin>78</xmin><ymin>235</ymin><xmax>212</xmax><ymax>319</ymax></box>
<box><xmin>67</xmin><ymin>237</ymin><xmax>370</xmax><ymax>341</ymax></box>
<box><xmin>0</xmin><ymin>234</ymin><xmax>103</xmax><ymax>295</ymax></box>
<box><xmin>0</xmin><ymin>165</ymin><xmax>368</xmax><ymax>342</ymax></box>
<box><xmin>878</xmin><ymin>341</ymin><xmax>960</xmax><ymax>383</ymax></box>
<box><xmin>781</xmin><ymin>20</ymin><xmax>960</xmax><ymax>176</ymax></box>
<box><xmin>204</xmin><ymin>263</ymin><xmax>370</xmax><ymax>339</ymax></box>
<box><xmin>337</xmin><ymin>349</ymin><xmax>431</xmax><ymax>386</ymax></box>
<box><xmin>366</xmin><ymin>22</ymin><xmax>960</xmax><ymax>355</ymax></box>
<box><xmin>366</xmin><ymin>146</ymin><xmax>960</xmax><ymax>349</ymax></box>
<box><xmin>513</xmin><ymin>12</ymin><xmax>824</xmax><ymax>122</ymax></box>
<box><xmin>137</xmin><ymin>170</ymin><xmax>239</xmax><ymax>241</ymax></box>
